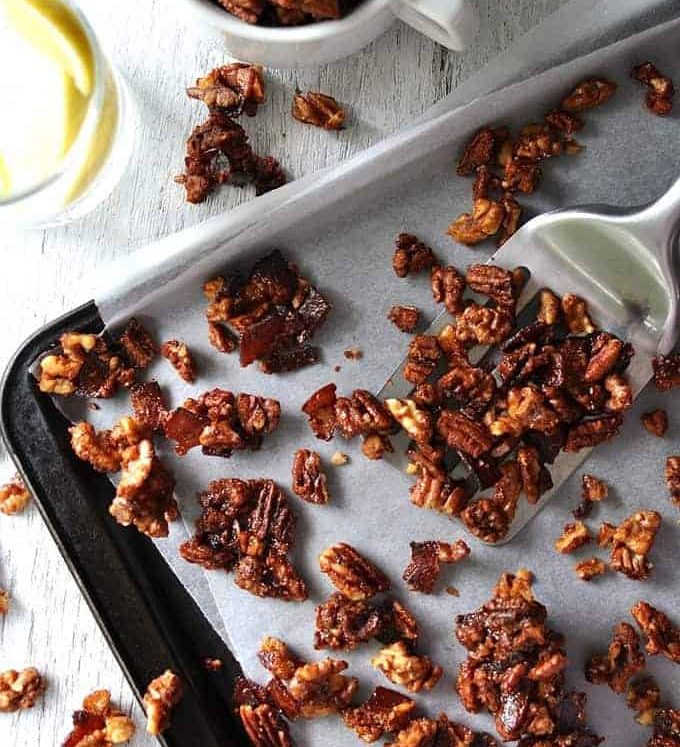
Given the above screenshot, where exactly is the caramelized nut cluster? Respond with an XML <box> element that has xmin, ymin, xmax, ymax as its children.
<box><xmin>598</xmin><ymin>511</ymin><xmax>662</xmax><ymax>580</ymax></box>
<box><xmin>143</xmin><ymin>670</ymin><xmax>183</xmax><ymax>736</ymax></box>
<box><xmin>342</xmin><ymin>686</ymin><xmax>415</xmax><ymax>743</ymax></box>
<box><xmin>69</xmin><ymin>416</ymin><xmax>178</xmax><ymax>538</ymax></box>
<box><xmin>449</xmin><ymin>77</ymin><xmax>616</xmax><ymax>247</ymax></box>
<box><xmin>0</xmin><ymin>474</ymin><xmax>31</xmax><ymax>515</ymax></box>
<box><xmin>0</xmin><ymin>667</ymin><xmax>45</xmax><ymax>712</ymax></box>
<box><xmin>455</xmin><ymin>570</ymin><xmax>601</xmax><ymax>744</ymax></box>
<box><xmin>204</xmin><ymin>250</ymin><xmax>330</xmax><ymax>372</ymax></box>
<box><xmin>62</xmin><ymin>689</ymin><xmax>136</xmax><ymax>747</ymax></box>
<box><xmin>631</xmin><ymin>62</ymin><xmax>675</xmax><ymax>116</ymax></box>
<box><xmin>180</xmin><ymin>478</ymin><xmax>306</xmax><ymax>601</ymax></box>
<box><xmin>393</xmin><ymin>234</ymin><xmax>437</xmax><ymax>279</ymax></box>
<box><xmin>585</xmin><ymin>622</ymin><xmax>646</xmax><ymax>694</ymax></box>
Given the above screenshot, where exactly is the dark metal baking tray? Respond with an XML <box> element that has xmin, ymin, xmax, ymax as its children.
<box><xmin>0</xmin><ymin>301</ymin><xmax>248</xmax><ymax>746</ymax></box>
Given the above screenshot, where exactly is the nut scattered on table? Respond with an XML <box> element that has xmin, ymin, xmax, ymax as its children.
<box><xmin>573</xmin><ymin>473</ymin><xmax>608</xmax><ymax>519</ymax></box>
<box><xmin>319</xmin><ymin>542</ymin><xmax>390</xmax><ymax>601</ymax></box>
<box><xmin>292</xmin><ymin>91</ymin><xmax>345</xmax><ymax>130</ymax></box>
<box><xmin>431</xmin><ymin>264</ymin><xmax>465</xmax><ymax>314</ymax></box>
<box><xmin>554</xmin><ymin>521</ymin><xmax>591</xmax><ymax>554</ymax></box>
<box><xmin>626</xmin><ymin>675</ymin><xmax>661</xmax><ymax>726</ymax></box>
<box><xmin>0</xmin><ymin>667</ymin><xmax>45</xmax><ymax>712</ymax></box>
<box><xmin>392</xmin><ymin>234</ymin><xmax>436</xmax><ymax>279</ymax></box>
<box><xmin>62</xmin><ymin>688</ymin><xmax>136</xmax><ymax>747</ymax></box>
<box><xmin>604</xmin><ymin>510</ymin><xmax>662</xmax><ymax>581</ymax></box>
<box><xmin>342</xmin><ymin>686</ymin><xmax>415</xmax><ymax>743</ymax></box>
<box><xmin>160</xmin><ymin>339</ymin><xmax>197</xmax><ymax>382</ymax></box>
<box><xmin>387</xmin><ymin>305</ymin><xmax>420</xmax><ymax>333</ymax></box>
<box><xmin>631</xmin><ymin>601</ymin><xmax>680</xmax><ymax>664</ymax></box>
<box><xmin>631</xmin><ymin>62</ymin><xmax>675</xmax><ymax>116</ymax></box>
<box><xmin>401</xmin><ymin>539</ymin><xmax>470</xmax><ymax>593</ymax></box>
<box><xmin>371</xmin><ymin>640</ymin><xmax>442</xmax><ymax>693</ymax></box>
<box><xmin>0</xmin><ymin>474</ymin><xmax>31</xmax><ymax>515</ymax></box>
<box><xmin>575</xmin><ymin>557</ymin><xmax>608</xmax><ymax>581</ymax></box>
<box><xmin>585</xmin><ymin>622</ymin><xmax>645</xmax><ymax>694</ymax></box>
<box><xmin>143</xmin><ymin>670</ymin><xmax>183</xmax><ymax>736</ymax></box>
<box><xmin>291</xmin><ymin>448</ymin><xmax>330</xmax><ymax>504</ymax></box>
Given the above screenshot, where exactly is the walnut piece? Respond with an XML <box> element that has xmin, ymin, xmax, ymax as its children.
<box><xmin>143</xmin><ymin>670</ymin><xmax>183</xmax><ymax>736</ymax></box>
<box><xmin>319</xmin><ymin>542</ymin><xmax>390</xmax><ymax>601</ymax></box>
<box><xmin>609</xmin><ymin>510</ymin><xmax>661</xmax><ymax>580</ymax></box>
<box><xmin>665</xmin><ymin>455</ymin><xmax>680</xmax><ymax>507</ymax></box>
<box><xmin>631</xmin><ymin>601</ymin><xmax>680</xmax><ymax>664</ymax></box>
<box><xmin>393</xmin><ymin>234</ymin><xmax>436</xmax><ymax>279</ymax></box>
<box><xmin>627</xmin><ymin>676</ymin><xmax>661</xmax><ymax>727</ymax></box>
<box><xmin>287</xmin><ymin>657</ymin><xmax>358</xmax><ymax>717</ymax></box>
<box><xmin>431</xmin><ymin>265</ymin><xmax>466</xmax><ymax>314</ymax></box>
<box><xmin>385</xmin><ymin>399</ymin><xmax>432</xmax><ymax>444</ymax></box>
<box><xmin>292</xmin><ymin>91</ymin><xmax>345</xmax><ymax>129</ymax></box>
<box><xmin>455</xmin><ymin>304</ymin><xmax>513</xmax><ymax>347</ymax></box>
<box><xmin>456</xmin><ymin>127</ymin><xmax>500</xmax><ymax>175</ymax></box>
<box><xmin>291</xmin><ymin>449</ymin><xmax>330</xmax><ymax>504</ymax></box>
<box><xmin>560</xmin><ymin>77</ymin><xmax>617</xmax><ymax>111</ymax></box>
<box><xmin>63</xmin><ymin>689</ymin><xmax>136</xmax><ymax>747</ymax></box>
<box><xmin>575</xmin><ymin>557</ymin><xmax>608</xmax><ymax>581</ymax></box>
<box><xmin>585</xmin><ymin>622</ymin><xmax>645</xmax><ymax>694</ymax></box>
<box><xmin>537</xmin><ymin>289</ymin><xmax>562</xmax><ymax>325</ymax></box>
<box><xmin>631</xmin><ymin>62</ymin><xmax>675</xmax><ymax>116</ymax></box>
<box><xmin>371</xmin><ymin>641</ymin><xmax>443</xmax><ymax>693</ymax></box>
<box><xmin>402</xmin><ymin>539</ymin><xmax>470</xmax><ymax>593</ymax></box>
<box><xmin>561</xmin><ymin>293</ymin><xmax>595</xmax><ymax>334</ymax></box>
<box><xmin>314</xmin><ymin>593</ymin><xmax>384</xmax><ymax>650</ymax></box>
<box><xmin>0</xmin><ymin>668</ymin><xmax>45</xmax><ymax>712</ymax></box>
<box><xmin>554</xmin><ymin>521</ymin><xmax>591</xmax><ymax>554</ymax></box>
<box><xmin>0</xmin><ymin>474</ymin><xmax>30</xmax><ymax>515</ymax></box>
<box><xmin>641</xmin><ymin>409</ymin><xmax>668</xmax><ymax>437</ymax></box>
<box><xmin>187</xmin><ymin>63</ymin><xmax>264</xmax><ymax>116</ymax></box>
<box><xmin>258</xmin><ymin>637</ymin><xmax>302</xmax><ymax>680</ymax></box>
<box><xmin>388</xmin><ymin>305</ymin><xmax>420</xmax><ymax>333</ymax></box>
<box><xmin>160</xmin><ymin>340</ymin><xmax>197</xmax><ymax>382</ymax></box>
<box><xmin>343</xmin><ymin>686</ymin><xmax>415</xmax><ymax>743</ymax></box>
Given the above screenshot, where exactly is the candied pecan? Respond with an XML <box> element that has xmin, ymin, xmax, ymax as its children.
<box><xmin>0</xmin><ymin>667</ymin><xmax>45</xmax><ymax>712</ymax></box>
<box><xmin>597</xmin><ymin>522</ymin><xmax>616</xmax><ymax>548</ymax></box>
<box><xmin>492</xmin><ymin>461</ymin><xmax>522</xmax><ymax>523</ymax></box>
<box><xmin>393</xmin><ymin>234</ymin><xmax>436</xmax><ymax>278</ymax></box>
<box><xmin>575</xmin><ymin>557</ymin><xmax>608</xmax><ymax>581</ymax></box>
<box><xmin>457</xmin><ymin>127</ymin><xmax>498</xmax><ymax>175</ymax></box>
<box><xmin>514</xmin><ymin>123</ymin><xmax>562</xmax><ymax>161</ymax></box>
<box><xmin>258</xmin><ymin>637</ymin><xmax>301</xmax><ymax>680</ymax></box>
<box><xmin>584</xmin><ymin>336</ymin><xmax>623</xmax><ymax>382</ymax></box>
<box><xmin>431</xmin><ymin>265</ymin><xmax>466</xmax><ymax>314</ymax></box>
<box><xmin>388</xmin><ymin>305</ymin><xmax>420</xmax><ymax>333</ymax></box>
<box><xmin>287</xmin><ymin>657</ymin><xmax>358</xmax><ymax>717</ymax></box>
<box><xmin>402</xmin><ymin>539</ymin><xmax>470</xmax><ymax>593</ymax></box>
<box><xmin>465</xmin><ymin>264</ymin><xmax>513</xmax><ymax>300</ymax></box>
<box><xmin>561</xmin><ymin>294</ymin><xmax>595</xmax><ymax>334</ymax></box>
<box><xmin>160</xmin><ymin>339</ymin><xmax>197</xmax><ymax>382</ymax></box>
<box><xmin>536</xmin><ymin>290</ymin><xmax>561</xmax><ymax>325</ymax></box>
<box><xmin>604</xmin><ymin>373</ymin><xmax>632</xmax><ymax>412</ymax></box>
<box><xmin>118</xmin><ymin>318</ymin><xmax>157</xmax><ymax>369</ymax></box>
<box><xmin>0</xmin><ymin>474</ymin><xmax>30</xmax><ymax>515</ymax></box>
<box><xmin>292</xmin><ymin>91</ymin><xmax>344</xmax><ymax>129</ymax></box>
<box><xmin>561</xmin><ymin>77</ymin><xmax>617</xmax><ymax>111</ymax></box>
<box><xmin>448</xmin><ymin>198</ymin><xmax>506</xmax><ymax>245</ymax></box>
<box><xmin>362</xmin><ymin>433</ymin><xmax>394</xmax><ymax>460</ymax></box>
<box><xmin>409</xmin><ymin>472</ymin><xmax>468</xmax><ymax>516</ymax></box>
<box><xmin>239</xmin><ymin>703</ymin><xmax>292</xmax><ymax>747</ymax></box>
<box><xmin>455</xmin><ymin>304</ymin><xmax>513</xmax><ymax>347</ymax></box>
<box><xmin>641</xmin><ymin>409</ymin><xmax>668</xmax><ymax>437</ymax></box>
<box><xmin>63</xmin><ymin>689</ymin><xmax>136</xmax><ymax>747</ymax></box>
<box><xmin>208</xmin><ymin>321</ymin><xmax>238</xmax><ymax>353</ymax></box>
<box><xmin>314</xmin><ymin>592</ymin><xmax>383</xmax><ymax>650</ymax></box>
<box><xmin>544</xmin><ymin>109</ymin><xmax>584</xmax><ymax>134</ymax></box>
<box><xmin>585</xmin><ymin>622</ymin><xmax>645</xmax><ymax>694</ymax></box>
<box><xmin>372</xmin><ymin>641</ymin><xmax>442</xmax><ymax>693</ymax></box>
<box><xmin>404</xmin><ymin>335</ymin><xmax>442</xmax><ymax>384</ymax></box>
<box><xmin>517</xmin><ymin>446</ymin><xmax>552</xmax><ymax>504</ymax></box>
<box><xmin>632</xmin><ymin>62</ymin><xmax>675</xmax><ymax>116</ymax></box>
<box><xmin>665</xmin><ymin>455</ymin><xmax>680</xmax><ymax>507</ymax></box>
<box><xmin>554</xmin><ymin>521</ymin><xmax>590</xmax><ymax>554</ymax></box>
<box><xmin>498</xmin><ymin>193</ymin><xmax>522</xmax><ymax>245</ymax></box>
<box><xmin>187</xmin><ymin>63</ymin><xmax>264</xmax><ymax>116</ymax></box>
<box><xmin>343</xmin><ymin>686</ymin><xmax>415</xmax><ymax>743</ymax></box>
<box><xmin>335</xmin><ymin>390</ymin><xmax>396</xmax><ymax>439</ymax></box>
<box><xmin>631</xmin><ymin>601</ymin><xmax>680</xmax><ymax>664</ymax></box>
<box><xmin>387</xmin><ymin>714</ymin><xmax>476</xmax><ymax>747</ymax></box>
<box><xmin>235</xmin><ymin>552</ymin><xmax>308</xmax><ymax>601</ymax></box>
<box><xmin>460</xmin><ymin>498</ymin><xmax>509</xmax><ymax>543</ymax></box>
<box><xmin>437</xmin><ymin>410</ymin><xmax>493</xmax><ymax>457</ymax></box>
<box><xmin>291</xmin><ymin>448</ymin><xmax>330</xmax><ymax>504</ymax></box>
<box><xmin>130</xmin><ymin>380</ymin><xmax>168</xmax><ymax>432</ymax></box>
<box><xmin>627</xmin><ymin>676</ymin><xmax>660</xmax><ymax>726</ymax></box>
<box><xmin>0</xmin><ymin>590</ymin><xmax>8</xmax><ymax>615</ymax></box>
<box><xmin>302</xmin><ymin>383</ymin><xmax>338</xmax><ymax>440</ymax></box>
<box><xmin>648</xmin><ymin>710</ymin><xmax>680</xmax><ymax>747</ymax></box>
<box><xmin>564</xmin><ymin>414</ymin><xmax>622</xmax><ymax>452</ymax></box>
<box><xmin>652</xmin><ymin>353</ymin><xmax>680</xmax><ymax>390</ymax></box>
<box><xmin>385</xmin><ymin>399</ymin><xmax>432</xmax><ymax>444</ymax></box>
<box><xmin>143</xmin><ymin>670</ymin><xmax>183</xmax><ymax>736</ymax></box>
<box><xmin>319</xmin><ymin>542</ymin><xmax>390</xmax><ymax>601</ymax></box>
<box><xmin>378</xmin><ymin>599</ymin><xmax>420</xmax><ymax>647</ymax></box>
<box><xmin>609</xmin><ymin>510</ymin><xmax>661</xmax><ymax>580</ymax></box>
<box><xmin>489</xmin><ymin>386</ymin><xmax>560</xmax><ymax>438</ymax></box>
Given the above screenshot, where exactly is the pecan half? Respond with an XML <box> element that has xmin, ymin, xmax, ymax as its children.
<box><xmin>319</xmin><ymin>543</ymin><xmax>390</xmax><ymax>601</ymax></box>
<box><xmin>437</xmin><ymin>410</ymin><xmax>493</xmax><ymax>457</ymax></box>
<box><xmin>631</xmin><ymin>62</ymin><xmax>675</xmax><ymax>116</ymax></box>
<box><xmin>371</xmin><ymin>641</ymin><xmax>443</xmax><ymax>693</ymax></box>
<box><xmin>292</xmin><ymin>91</ymin><xmax>345</xmax><ymax>130</ymax></box>
<box><xmin>343</xmin><ymin>687</ymin><xmax>415</xmax><ymax>743</ymax></box>
<box><xmin>291</xmin><ymin>449</ymin><xmax>330</xmax><ymax>504</ymax></box>
<box><xmin>393</xmin><ymin>234</ymin><xmax>436</xmax><ymax>278</ymax></box>
<box><xmin>239</xmin><ymin>703</ymin><xmax>292</xmax><ymax>747</ymax></box>
<box><xmin>403</xmin><ymin>335</ymin><xmax>442</xmax><ymax>384</ymax></box>
<box><xmin>564</xmin><ymin>414</ymin><xmax>622</xmax><ymax>452</ymax></box>
<box><xmin>409</xmin><ymin>472</ymin><xmax>468</xmax><ymax>516</ymax></box>
<box><xmin>0</xmin><ymin>474</ymin><xmax>31</xmax><ymax>515</ymax></box>
<box><xmin>585</xmin><ymin>622</ymin><xmax>645</xmax><ymax>694</ymax></box>
<box><xmin>402</xmin><ymin>539</ymin><xmax>470</xmax><ymax>593</ymax></box>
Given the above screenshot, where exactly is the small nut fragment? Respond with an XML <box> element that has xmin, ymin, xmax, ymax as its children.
<box><xmin>561</xmin><ymin>293</ymin><xmax>595</xmax><ymax>333</ymax></box>
<box><xmin>641</xmin><ymin>409</ymin><xmax>668</xmax><ymax>437</ymax></box>
<box><xmin>554</xmin><ymin>521</ymin><xmax>591</xmax><ymax>554</ymax></box>
<box><xmin>582</xmin><ymin>474</ymin><xmax>608</xmax><ymax>502</ymax></box>
<box><xmin>402</xmin><ymin>539</ymin><xmax>470</xmax><ymax>593</ymax></box>
<box><xmin>385</xmin><ymin>399</ymin><xmax>432</xmax><ymax>445</ymax></box>
<box><xmin>161</xmin><ymin>339</ymin><xmax>197</xmax><ymax>383</ymax></box>
<box><xmin>631</xmin><ymin>62</ymin><xmax>675</xmax><ymax>116</ymax></box>
<box><xmin>143</xmin><ymin>670</ymin><xmax>183</xmax><ymax>736</ymax></box>
<box><xmin>575</xmin><ymin>557</ymin><xmax>608</xmax><ymax>581</ymax></box>
<box><xmin>665</xmin><ymin>455</ymin><xmax>680</xmax><ymax>507</ymax></box>
<box><xmin>362</xmin><ymin>433</ymin><xmax>394</xmax><ymax>461</ymax></box>
<box><xmin>331</xmin><ymin>451</ymin><xmax>349</xmax><ymax>466</ymax></box>
<box><xmin>0</xmin><ymin>474</ymin><xmax>31</xmax><ymax>515</ymax></box>
<box><xmin>0</xmin><ymin>667</ymin><xmax>45</xmax><ymax>712</ymax></box>
<box><xmin>291</xmin><ymin>449</ymin><xmax>330</xmax><ymax>504</ymax></box>
<box><xmin>343</xmin><ymin>686</ymin><xmax>415</xmax><ymax>743</ymax></box>
<box><xmin>652</xmin><ymin>353</ymin><xmax>680</xmax><ymax>391</ymax></box>
<box><xmin>207</xmin><ymin>321</ymin><xmax>237</xmax><ymax>353</ymax></box>
<box><xmin>627</xmin><ymin>675</ymin><xmax>661</xmax><ymax>726</ymax></box>
<box><xmin>319</xmin><ymin>542</ymin><xmax>390</xmax><ymax>601</ymax></box>
<box><xmin>344</xmin><ymin>348</ymin><xmax>363</xmax><ymax>360</ymax></box>
<box><xmin>585</xmin><ymin>622</ymin><xmax>645</xmax><ymax>693</ymax></box>
<box><xmin>387</xmin><ymin>305</ymin><xmax>420</xmax><ymax>333</ymax></box>
<box><xmin>393</xmin><ymin>234</ymin><xmax>436</xmax><ymax>279</ymax></box>
<box><xmin>371</xmin><ymin>641</ymin><xmax>442</xmax><ymax>693</ymax></box>
<box><xmin>561</xmin><ymin>77</ymin><xmax>617</xmax><ymax>111</ymax></box>
<box><xmin>292</xmin><ymin>91</ymin><xmax>345</xmax><ymax>130</ymax></box>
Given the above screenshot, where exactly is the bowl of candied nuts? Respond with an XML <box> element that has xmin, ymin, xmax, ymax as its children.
<box><xmin>177</xmin><ymin>0</ymin><xmax>478</xmax><ymax>68</ymax></box>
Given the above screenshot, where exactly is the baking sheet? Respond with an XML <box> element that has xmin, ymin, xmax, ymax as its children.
<box><xmin>59</xmin><ymin>12</ymin><xmax>680</xmax><ymax>747</ymax></box>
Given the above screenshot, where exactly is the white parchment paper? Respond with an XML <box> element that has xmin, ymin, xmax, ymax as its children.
<box><xmin>59</xmin><ymin>7</ymin><xmax>680</xmax><ymax>746</ymax></box>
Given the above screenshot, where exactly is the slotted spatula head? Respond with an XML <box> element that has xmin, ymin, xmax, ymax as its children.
<box><xmin>379</xmin><ymin>177</ymin><xmax>680</xmax><ymax>543</ymax></box>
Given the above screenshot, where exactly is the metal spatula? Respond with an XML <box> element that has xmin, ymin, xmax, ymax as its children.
<box><xmin>379</xmin><ymin>177</ymin><xmax>680</xmax><ymax>542</ymax></box>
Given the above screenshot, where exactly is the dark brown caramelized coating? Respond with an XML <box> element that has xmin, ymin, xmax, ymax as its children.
<box><xmin>641</xmin><ymin>409</ymin><xmax>668</xmax><ymax>437</ymax></box>
<box><xmin>402</xmin><ymin>539</ymin><xmax>470</xmax><ymax>593</ymax></box>
<box><xmin>180</xmin><ymin>478</ymin><xmax>307</xmax><ymax>601</ymax></box>
<box><xmin>292</xmin><ymin>91</ymin><xmax>345</xmax><ymax>129</ymax></box>
<box><xmin>318</xmin><ymin>542</ymin><xmax>390</xmax><ymax>601</ymax></box>
<box><xmin>187</xmin><ymin>63</ymin><xmax>265</xmax><ymax>116</ymax></box>
<box><xmin>118</xmin><ymin>318</ymin><xmax>158</xmax><ymax>369</ymax></box>
<box><xmin>291</xmin><ymin>448</ymin><xmax>330</xmax><ymax>504</ymax></box>
<box><xmin>130</xmin><ymin>381</ymin><xmax>168</xmax><ymax>433</ymax></box>
<box><xmin>632</xmin><ymin>62</ymin><xmax>675</xmax><ymax>116</ymax></box>
<box><xmin>631</xmin><ymin>601</ymin><xmax>680</xmax><ymax>664</ymax></box>
<box><xmin>160</xmin><ymin>339</ymin><xmax>197</xmax><ymax>382</ymax></box>
<box><xmin>386</xmin><ymin>713</ymin><xmax>480</xmax><ymax>747</ymax></box>
<box><xmin>574</xmin><ymin>557</ymin><xmax>608</xmax><ymax>581</ymax></box>
<box><xmin>560</xmin><ymin>77</ymin><xmax>617</xmax><ymax>112</ymax></box>
<box><xmin>647</xmin><ymin>709</ymin><xmax>680</xmax><ymax>747</ymax></box>
<box><xmin>314</xmin><ymin>593</ymin><xmax>384</xmax><ymax>650</ymax></box>
<box><xmin>627</xmin><ymin>676</ymin><xmax>660</xmax><ymax>727</ymax></box>
<box><xmin>343</xmin><ymin>687</ymin><xmax>415</xmax><ymax>743</ymax></box>
<box><xmin>62</xmin><ymin>689</ymin><xmax>135</xmax><ymax>747</ymax></box>
<box><xmin>652</xmin><ymin>354</ymin><xmax>680</xmax><ymax>391</ymax></box>
<box><xmin>203</xmin><ymin>251</ymin><xmax>330</xmax><ymax>371</ymax></box>
<box><xmin>217</xmin><ymin>0</ymin><xmax>342</xmax><ymax>25</ymax></box>
<box><xmin>163</xmin><ymin>388</ymin><xmax>280</xmax><ymax>457</ymax></box>
<box><xmin>585</xmin><ymin>622</ymin><xmax>645</xmax><ymax>694</ymax></box>
<box><xmin>388</xmin><ymin>305</ymin><xmax>420</xmax><ymax>333</ymax></box>
<box><xmin>392</xmin><ymin>234</ymin><xmax>436</xmax><ymax>278</ymax></box>
<box><xmin>456</xmin><ymin>127</ymin><xmax>505</xmax><ymax>176</ymax></box>
<box><xmin>404</xmin><ymin>335</ymin><xmax>442</xmax><ymax>384</ymax></box>
<box><xmin>431</xmin><ymin>265</ymin><xmax>466</xmax><ymax>314</ymax></box>
<box><xmin>666</xmin><ymin>455</ymin><xmax>680</xmax><ymax>507</ymax></box>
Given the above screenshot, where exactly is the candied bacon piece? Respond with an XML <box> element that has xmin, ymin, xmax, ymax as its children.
<box><xmin>130</xmin><ymin>381</ymin><xmax>168</xmax><ymax>433</ymax></box>
<box><xmin>544</xmin><ymin>109</ymin><xmax>584</xmax><ymax>134</ymax></box>
<box><xmin>118</xmin><ymin>318</ymin><xmax>158</xmax><ymax>369</ymax></box>
<box><xmin>460</xmin><ymin>498</ymin><xmax>509</xmax><ymax>543</ymax></box>
<box><xmin>302</xmin><ymin>383</ymin><xmax>338</xmax><ymax>441</ymax></box>
<box><xmin>402</xmin><ymin>539</ymin><xmax>470</xmax><ymax>593</ymax></box>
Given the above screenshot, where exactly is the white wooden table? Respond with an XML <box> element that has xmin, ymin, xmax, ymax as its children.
<box><xmin>0</xmin><ymin>0</ymin><xmax>567</xmax><ymax>742</ymax></box>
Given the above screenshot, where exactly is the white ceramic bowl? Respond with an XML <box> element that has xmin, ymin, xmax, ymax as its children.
<box><xmin>177</xmin><ymin>0</ymin><xmax>478</xmax><ymax>68</ymax></box>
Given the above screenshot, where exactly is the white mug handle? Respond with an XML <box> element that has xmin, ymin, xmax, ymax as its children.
<box><xmin>392</xmin><ymin>0</ymin><xmax>479</xmax><ymax>51</ymax></box>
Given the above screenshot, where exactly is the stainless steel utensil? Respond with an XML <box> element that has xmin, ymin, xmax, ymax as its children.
<box><xmin>379</xmin><ymin>177</ymin><xmax>680</xmax><ymax>542</ymax></box>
